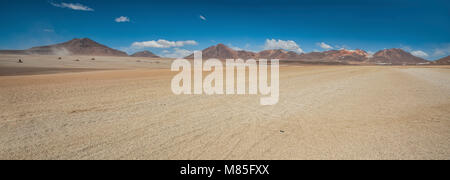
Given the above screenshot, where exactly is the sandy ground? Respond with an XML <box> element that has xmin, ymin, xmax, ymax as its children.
<box><xmin>0</xmin><ymin>54</ymin><xmax>172</xmax><ymax>75</ymax></box>
<box><xmin>0</xmin><ymin>55</ymin><xmax>449</xmax><ymax>160</ymax></box>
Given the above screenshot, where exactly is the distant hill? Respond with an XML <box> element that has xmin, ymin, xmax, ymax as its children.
<box><xmin>185</xmin><ymin>44</ymin><xmax>370</xmax><ymax>63</ymax></box>
<box><xmin>130</xmin><ymin>50</ymin><xmax>160</xmax><ymax>58</ymax></box>
<box><xmin>258</xmin><ymin>49</ymin><xmax>301</xmax><ymax>60</ymax></box>
<box><xmin>185</xmin><ymin>44</ymin><xmax>301</xmax><ymax>60</ymax></box>
<box><xmin>185</xmin><ymin>44</ymin><xmax>255</xmax><ymax>59</ymax></box>
<box><xmin>186</xmin><ymin>44</ymin><xmax>436</xmax><ymax>65</ymax></box>
<box><xmin>0</xmin><ymin>38</ymin><xmax>128</xmax><ymax>56</ymax></box>
<box><xmin>369</xmin><ymin>48</ymin><xmax>429</xmax><ymax>65</ymax></box>
<box><xmin>299</xmin><ymin>49</ymin><xmax>369</xmax><ymax>62</ymax></box>
<box><xmin>434</xmin><ymin>56</ymin><xmax>450</xmax><ymax>64</ymax></box>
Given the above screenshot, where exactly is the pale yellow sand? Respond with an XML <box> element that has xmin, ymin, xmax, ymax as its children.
<box><xmin>0</xmin><ymin>55</ymin><xmax>449</xmax><ymax>160</ymax></box>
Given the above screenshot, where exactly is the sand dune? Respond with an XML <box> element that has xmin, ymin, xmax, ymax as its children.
<box><xmin>0</xmin><ymin>55</ymin><xmax>449</xmax><ymax>160</ymax></box>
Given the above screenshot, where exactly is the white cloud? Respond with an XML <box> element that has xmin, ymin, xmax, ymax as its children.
<box><xmin>264</xmin><ymin>39</ymin><xmax>303</xmax><ymax>53</ymax></box>
<box><xmin>200</xmin><ymin>15</ymin><xmax>207</xmax><ymax>21</ymax></box>
<box><xmin>162</xmin><ymin>48</ymin><xmax>193</xmax><ymax>58</ymax></box>
<box><xmin>115</xmin><ymin>16</ymin><xmax>130</xmax><ymax>23</ymax></box>
<box><xmin>317</xmin><ymin>42</ymin><xmax>333</xmax><ymax>50</ymax></box>
<box><xmin>411</xmin><ymin>50</ymin><xmax>429</xmax><ymax>58</ymax></box>
<box><xmin>228</xmin><ymin>43</ymin><xmax>256</xmax><ymax>52</ymax></box>
<box><xmin>367</xmin><ymin>51</ymin><xmax>375</xmax><ymax>58</ymax></box>
<box><xmin>131</xmin><ymin>39</ymin><xmax>198</xmax><ymax>48</ymax></box>
<box><xmin>400</xmin><ymin>45</ymin><xmax>412</xmax><ymax>52</ymax></box>
<box><xmin>335</xmin><ymin>45</ymin><xmax>350</xmax><ymax>50</ymax></box>
<box><xmin>50</xmin><ymin>2</ymin><xmax>94</xmax><ymax>11</ymax></box>
<box><xmin>432</xmin><ymin>44</ymin><xmax>450</xmax><ymax>57</ymax></box>
<box><xmin>228</xmin><ymin>44</ymin><xmax>243</xmax><ymax>51</ymax></box>
<box><xmin>433</xmin><ymin>49</ymin><xmax>447</xmax><ymax>57</ymax></box>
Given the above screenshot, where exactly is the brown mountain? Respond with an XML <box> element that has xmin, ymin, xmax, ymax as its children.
<box><xmin>186</xmin><ymin>44</ymin><xmax>257</xmax><ymax>59</ymax></box>
<box><xmin>237</xmin><ymin>50</ymin><xmax>259</xmax><ymax>60</ymax></box>
<box><xmin>434</xmin><ymin>56</ymin><xmax>450</xmax><ymax>64</ymax></box>
<box><xmin>185</xmin><ymin>44</ymin><xmax>372</xmax><ymax>63</ymax></box>
<box><xmin>300</xmin><ymin>49</ymin><xmax>369</xmax><ymax>62</ymax></box>
<box><xmin>258</xmin><ymin>49</ymin><xmax>302</xmax><ymax>60</ymax></box>
<box><xmin>0</xmin><ymin>38</ymin><xmax>128</xmax><ymax>56</ymax></box>
<box><xmin>185</xmin><ymin>44</ymin><xmax>302</xmax><ymax>60</ymax></box>
<box><xmin>130</xmin><ymin>50</ymin><xmax>159</xmax><ymax>58</ymax></box>
<box><xmin>369</xmin><ymin>48</ymin><xmax>429</xmax><ymax>64</ymax></box>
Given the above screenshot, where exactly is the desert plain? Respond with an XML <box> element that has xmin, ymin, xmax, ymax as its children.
<box><xmin>0</xmin><ymin>54</ymin><xmax>449</xmax><ymax>160</ymax></box>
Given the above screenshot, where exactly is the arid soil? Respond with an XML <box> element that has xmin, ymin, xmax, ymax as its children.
<box><xmin>0</xmin><ymin>55</ymin><xmax>449</xmax><ymax>160</ymax></box>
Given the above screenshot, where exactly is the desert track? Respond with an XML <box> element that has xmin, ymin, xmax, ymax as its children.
<box><xmin>0</xmin><ymin>64</ymin><xmax>449</xmax><ymax>159</ymax></box>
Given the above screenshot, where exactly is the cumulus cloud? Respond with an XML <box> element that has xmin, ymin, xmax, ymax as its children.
<box><xmin>411</xmin><ymin>50</ymin><xmax>429</xmax><ymax>58</ymax></box>
<box><xmin>115</xmin><ymin>16</ymin><xmax>130</xmax><ymax>23</ymax></box>
<box><xmin>317</xmin><ymin>42</ymin><xmax>333</xmax><ymax>50</ymax></box>
<box><xmin>264</xmin><ymin>39</ymin><xmax>303</xmax><ymax>53</ymax></box>
<box><xmin>162</xmin><ymin>48</ymin><xmax>193</xmax><ymax>58</ymax></box>
<box><xmin>200</xmin><ymin>15</ymin><xmax>207</xmax><ymax>21</ymax></box>
<box><xmin>50</xmin><ymin>2</ymin><xmax>94</xmax><ymax>11</ymax></box>
<box><xmin>131</xmin><ymin>39</ymin><xmax>198</xmax><ymax>48</ymax></box>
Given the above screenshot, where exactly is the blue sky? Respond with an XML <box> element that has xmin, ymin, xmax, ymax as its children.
<box><xmin>0</xmin><ymin>0</ymin><xmax>449</xmax><ymax>59</ymax></box>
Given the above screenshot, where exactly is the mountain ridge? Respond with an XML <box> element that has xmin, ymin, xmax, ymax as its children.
<box><xmin>0</xmin><ymin>39</ymin><xmax>438</xmax><ymax>64</ymax></box>
<box><xmin>185</xmin><ymin>44</ymin><xmax>431</xmax><ymax>64</ymax></box>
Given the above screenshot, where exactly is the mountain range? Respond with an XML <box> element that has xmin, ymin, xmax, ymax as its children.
<box><xmin>186</xmin><ymin>44</ymin><xmax>430</xmax><ymax>65</ymax></box>
<box><xmin>0</xmin><ymin>38</ymin><xmax>442</xmax><ymax>65</ymax></box>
